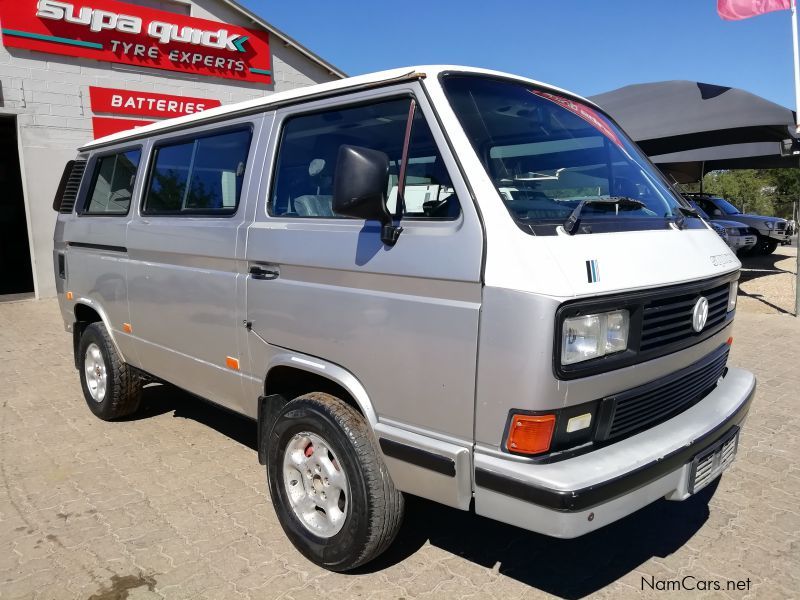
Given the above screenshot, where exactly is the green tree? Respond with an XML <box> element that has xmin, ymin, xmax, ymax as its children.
<box><xmin>683</xmin><ymin>168</ymin><xmax>800</xmax><ymax>219</ymax></box>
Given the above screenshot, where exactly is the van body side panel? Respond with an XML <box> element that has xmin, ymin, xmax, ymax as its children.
<box><xmin>125</xmin><ymin>115</ymin><xmax>265</xmax><ymax>415</ymax></box>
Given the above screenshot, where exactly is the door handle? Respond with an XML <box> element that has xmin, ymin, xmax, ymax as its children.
<box><xmin>249</xmin><ymin>265</ymin><xmax>279</xmax><ymax>280</ymax></box>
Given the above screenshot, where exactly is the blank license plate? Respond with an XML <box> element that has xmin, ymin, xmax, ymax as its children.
<box><xmin>689</xmin><ymin>427</ymin><xmax>739</xmax><ymax>494</ymax></box>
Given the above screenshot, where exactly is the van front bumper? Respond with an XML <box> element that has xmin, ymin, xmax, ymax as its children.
<box><xmin>473</xmin><ymin>366</ymin><xmax>756</xmax><ymax>538</ymax></box>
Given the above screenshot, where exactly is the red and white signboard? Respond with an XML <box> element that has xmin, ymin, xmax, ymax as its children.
<box><xmin>89</xmin><ymin>86</ymin><xmax>221</xmax><ymax>118</ymax></box>
<box><xmin>89</xmin><ymin>86</ymin><xmax>220</xmax><ymax>138</ymax></box>
<box><xmin>92</xmin><ymin>116</ymin><xmax>154</xmax><ymax>138</ymax></box>
<box><xmin>1</xmin><ymin>0</ymin><xmax>273</xmax><ymax>83</ymax></box>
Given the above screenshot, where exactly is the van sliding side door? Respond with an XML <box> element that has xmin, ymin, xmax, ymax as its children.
<box><xmin>125</xmin><ymin>114</ymin><xmax>266</xmax><ymax>416</ymax></box>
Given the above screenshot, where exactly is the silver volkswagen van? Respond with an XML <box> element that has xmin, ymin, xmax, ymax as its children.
<box><xmin>52</xmin><ymin>66</ymin><xmax>756</xmax><ymax>571</ymax></box>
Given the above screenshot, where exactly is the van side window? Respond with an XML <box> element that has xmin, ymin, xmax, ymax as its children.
<box><xmin>83</xmin><ymin>150</ymin><xmax>141</xmax><ymax>215</ymax></box>
<box><xmin>270</xmin><ymin>99</ymin><xmax>459</xmax><ymax>219</ymax></box>
<box><xmin>144</xmin><ymin>128</ymin><xmax>252</xmax><ymax>215</ymax></box>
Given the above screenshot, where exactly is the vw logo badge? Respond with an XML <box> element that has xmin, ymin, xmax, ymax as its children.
<box><xmin>692</xmin><ymin>296</ymin><xmax>709</xmax><ymax>332</ymax></box>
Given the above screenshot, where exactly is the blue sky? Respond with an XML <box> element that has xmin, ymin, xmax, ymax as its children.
<box><xmin>241</xmin><ymin>0</ymin><xmax>798</xmax><ymax>109</ymax></box>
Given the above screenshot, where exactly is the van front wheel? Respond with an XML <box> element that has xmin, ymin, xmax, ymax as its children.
<box><xmin>78</xmin><ymin>322</ymin><xmax>142</xmax><ymax>420</ymax></box>
<box><xmin>267</xmin><ymin>393</ymin><xmax>404</xmax><ymax>571</ymax></box>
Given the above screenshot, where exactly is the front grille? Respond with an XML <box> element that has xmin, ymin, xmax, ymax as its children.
<box><xmin>640</xmin><ymin>283</ymin><xmax>729</xmax><ymax>352</ymax></box>
<box><xmin>605</xmin><ymin>347</ymin><xmax>729</xmax><ymax>440</ymax></box>
<box><xmin>58</xmin><ymin>160</ymin><xmax>87</xmax><ymax>214</ymax></box>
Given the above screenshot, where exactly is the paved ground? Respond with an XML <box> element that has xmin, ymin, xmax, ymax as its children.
<box><xmin>737</xmin><ymin>245</ymin><xmax>798</xmax><ymax>315</ymax></box>
<box><xmin>1</xmin><ymin>255</ymin><xmax>799</xmax><ymax>599</ymax></box>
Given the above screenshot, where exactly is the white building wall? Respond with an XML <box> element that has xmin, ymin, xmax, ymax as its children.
<box><xmin>0</xmin><ymin>0</ymin><xmax>339</xmax><ymax>297</ymax></box>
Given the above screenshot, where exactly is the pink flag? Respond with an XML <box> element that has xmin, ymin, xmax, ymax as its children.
<box><xmin>717</xmin><ymin>0</ymin><xmax>792</xmax><ymax>20</ymax></box>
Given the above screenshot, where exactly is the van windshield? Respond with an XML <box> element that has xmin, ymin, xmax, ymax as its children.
<box><xmin>441</xmin><ymin>75</ymin><xmax>689</xmax><ymax>234</ymax></box>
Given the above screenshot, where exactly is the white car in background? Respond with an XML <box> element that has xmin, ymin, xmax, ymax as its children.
<box><xmin>687</xmin><ymin>200</ymin><xmax>757</xmax><ymax>255</ymax></box>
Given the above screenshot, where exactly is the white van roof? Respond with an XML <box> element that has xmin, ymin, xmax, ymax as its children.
<box><xmin>80</xmin><ymin>65</ymin><xmax>595</xmax><ymax>150</ymax></box>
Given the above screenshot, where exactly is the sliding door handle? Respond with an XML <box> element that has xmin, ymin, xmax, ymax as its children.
<box><xmin>249</xmin><ymin>265</ymin><xmax>279</xmax><ymax>280</ymax></box>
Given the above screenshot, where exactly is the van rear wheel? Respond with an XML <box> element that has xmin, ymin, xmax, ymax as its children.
<box><xmin>266</xmin><ymin>392</ymin><xmax>404</xmax><ymax>571</ymax></box>
<box><xmin>78</xmin><ymin>322</ymin><xmax>142</xmax><ymax>420</ymax></box>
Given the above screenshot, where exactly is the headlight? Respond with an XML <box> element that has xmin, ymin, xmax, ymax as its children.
<box><xmin>766</xmin><ymin>221</ymin><xmax>774</xmax><ymax>229</ymax></box>
<box><xmin>725</xmin><ymin>227</ymin><xmax>738</xmax><ymax>236</ymax></box>
<box><xmin>728</xmin><ymin>281</ymin><xmax>738</xmax><ymax>312</ymax></box>
<box><xmin>562</xmin><ymin>309</ymin><xmax>629</xmax><ymax>365</ymax></box>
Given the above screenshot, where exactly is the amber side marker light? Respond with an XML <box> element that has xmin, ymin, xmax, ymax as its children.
<box><xmin>506</xmin><ymin>413</ymin><xmax>556</xmax><ymax>455</ymax></box>
<box><xmin>65</xmin><ymin>291</ymin><xmax>73</xmax><ymax>300</ymax></box>
<box><xmin>122</xmin><ymin>323</ymin><xmax>132</xmax><ymax>334</ymax></box>
<box><xmin>226</xmin><ymin>356</ymin><xmax>240</xmax><ymax>371</ymax></box>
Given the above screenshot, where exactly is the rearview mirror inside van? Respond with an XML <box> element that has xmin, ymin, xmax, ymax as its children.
<box><xmin>332</xmin><ymin>145</ymin><xmax>401</xmax><ymax>245</ymax></box>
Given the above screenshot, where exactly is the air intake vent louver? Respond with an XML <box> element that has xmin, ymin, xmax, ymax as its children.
<box><xmin>58</xmin><ymin>160</ymin><xmax>87</xmax><ymax>214</ymax></box>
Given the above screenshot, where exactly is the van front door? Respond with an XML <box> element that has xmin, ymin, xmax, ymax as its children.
<box><xmin>126</xmin><ymin>117</ymin><xmax>264</xmax><ymax>415</ymax></box>
<box><xmin>244</xmin><ymin>87</ymin><xmax>483</xmax><ymax>509</ymax></box>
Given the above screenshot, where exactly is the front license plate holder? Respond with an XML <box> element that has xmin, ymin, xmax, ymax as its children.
<box><xmin>688</xmin><ymin>426</ymin><xmax>739</xmax><ymax>494</ymax></box>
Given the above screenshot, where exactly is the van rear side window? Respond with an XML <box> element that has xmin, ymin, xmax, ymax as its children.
<box><xmin>144</xmin><ymin>128</ymin><xmax>252</xmax><ymax>215</ymax></box>
<box><xmin>84</xmin><ymin>150</ymin><xmax>141</xmax><ymax>215</ymax></box>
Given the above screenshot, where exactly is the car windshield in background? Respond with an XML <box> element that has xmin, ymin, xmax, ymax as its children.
<box><xmin>711</xmin><ymin>197</ymin><xmax>743</xmax><ymax>215</ymax></box>
<box><xmin>689</xmin><ymin>201</ymin><xmax>711</xmax><ymax>220</ymax></box>
<box><xmin>441</xmin><ymin>75</ymin><xmax>687</xmax><ymax>233</ymax></box>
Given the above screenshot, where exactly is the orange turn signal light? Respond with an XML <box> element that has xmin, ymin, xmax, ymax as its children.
<box><xmin>226</xmin><ymin>356</ymin><xmax>240</xmax><ymax>371</ymax></box>
<box><xmin>65</xmin><ymin>291</ymin><xmax>73</xmax><ymax>300</ymax></box>
<box><xmin>506</xmin><ymin>413</ymin><xmax>556</xmax><ymax>455</ymax></box>
<box><xmin>122</xmin><ymin>323</ymin><xmax>132</xmax><ymax>334</ymax></box>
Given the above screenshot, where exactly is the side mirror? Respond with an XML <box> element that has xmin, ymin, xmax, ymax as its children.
<box><xmin>332</xmin><ymin>144</ymin><xmax>402</xmax><ymax>245</ymax></box>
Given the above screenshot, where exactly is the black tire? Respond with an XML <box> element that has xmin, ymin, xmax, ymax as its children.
<box><xmin>754</xmin><ymin>236</ymin><xmax>779</xmax><ymax>255</ymax></box>
<box><xmin>266</xmin><ymin>393</ymin><xmax>404</xmax><ymax>571</ymax></box>
<box><xmin>78</xmin><ymin>322</ymin><xmax>142</xmax><ymax>420</ymax></box>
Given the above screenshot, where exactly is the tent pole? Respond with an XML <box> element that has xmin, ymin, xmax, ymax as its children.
<box><xmin>792</xmin><ymin>0</ymin><xmax>800</xmax><ymax>134</ymax></box>
<box><xmin>794</xmin><ymin>1</ymin><xmax>800</xmax><ymax>317</ymax></box>
<box><xmin>700</xmin><ymin>161</ymin><xmax>705</xmax><ymax>193</ymax></box>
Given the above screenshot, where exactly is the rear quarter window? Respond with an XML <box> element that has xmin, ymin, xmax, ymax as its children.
<box><xmin>83</xmin><ymin>150</ymin><xmax>141</xmax><ymax>215</ymax></box>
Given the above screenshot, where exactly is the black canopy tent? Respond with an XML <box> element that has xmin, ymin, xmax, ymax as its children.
<box><xmin>590</xmin><ymin>80</ymin><xmax>798</xmax><ymax>185</ymax></box>
<box><xmin>649</xmin><ymin>141</ymin><xmax>800</xmax><ymax>183</ymax></box>
<box><xmin>591</xmin><ymin>80</ymin><xmax>799</xmax><ymax>317</ymax></box>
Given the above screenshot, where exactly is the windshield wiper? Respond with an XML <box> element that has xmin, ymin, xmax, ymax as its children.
<box><xmin>674</xmin><ymin>205</ymin><xmax>700</xmax><ymax>230</ymax></box>
<box><xmin>563</xmin><ymin>196</ymin><xmax>646</xmax><ymax>235</ymax></box>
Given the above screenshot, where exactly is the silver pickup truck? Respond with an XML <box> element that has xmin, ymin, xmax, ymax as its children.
<box><xmin>53</xmin><ymin>66</ymin><xmax>756</xmax><ymax>571</ymax></box>
<box><xmin>688</xmin><ymin>193</ymin><xmax>790</xmax><ymax>255</ymax></box>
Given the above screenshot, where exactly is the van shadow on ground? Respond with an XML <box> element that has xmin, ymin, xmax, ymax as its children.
<box><xmin>737</xmin><ymin>250</ymin><xmax>796</xmax><ymax>315</ymax></box>
<box><xmin>737</xmin><ymin>251</ymin><xmax>795</xmax><ymax>286</ymax></box>
<box><xmin>132</xmin><ymin>384</ymin><xmax>718</xmax><ymax>600</ymax></box>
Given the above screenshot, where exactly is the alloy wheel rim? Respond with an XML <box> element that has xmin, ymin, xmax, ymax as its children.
<box><xmin>84</xmin><ymin>343</ymin><xmax>107</xmax><ymax>403</ymax></box>
<box><xmin>282</xmin><ymin>431</ymin><xmax>349</xmax><ymax>538</ymax></box>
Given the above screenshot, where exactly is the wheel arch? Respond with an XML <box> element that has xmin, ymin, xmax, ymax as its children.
<box><xmin>257</xmin><ymin>352</ymin><xmax>379</xmax><ymax>465</ymax></box>
<box><xmin>72</xmin><ymin>298</ymin><xmax>125</xmax><ymax>368</ymax></box>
